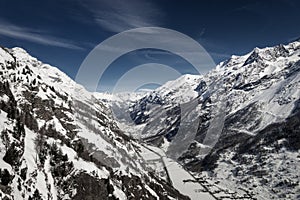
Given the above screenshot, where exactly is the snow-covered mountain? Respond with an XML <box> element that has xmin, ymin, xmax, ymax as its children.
<box><xmin>118</xmin><ymin>40</ymin><xmax>300</xmax><ymax>199</ymax></box>
<box><xmin>0</xmin><ymin>46</ymin><xmax>189</xmax><ymax>199</ymax></box>
<box><xmin>1</xmin><ymin>38</ymin><xmax>299</xmax><ymax>200</ymax></box>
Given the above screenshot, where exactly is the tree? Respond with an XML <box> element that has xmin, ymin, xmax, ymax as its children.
<box><xmin>1</xmin><ymin>129</ymin><xmax>10</xmax><ymax>151</ymax></box>
<box><xmin>50</xmin><ymin>143</ymin><xmax>58</xmax><ymax>155</ymax></box>
<box><xmin>3</xmin><ymin>142</ymin><xmax>21</xmax><ymax>166</ymax></box>
<box><xmin>0</xmin><ymin>169</ymin><xmax>12</xmax><ymax>185</ymax></box>
<box><xmin>32</xmin><ymin>189</ymin><xmax>42</xmax><ymax>200</ymax></box>
<box><xmin>34</xmin><ymin>133</ymin><xmax>47</xmax><ymax>165</ymax></box>
<box><xmin>13</xmin><ymin>119</ymin><xmax>25</xmax><ymax>140</ymax></box>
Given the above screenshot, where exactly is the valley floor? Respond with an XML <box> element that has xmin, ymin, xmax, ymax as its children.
<box><xmin>140</xmin><ymin>144</ymin><xmax>216</xmax><ymax>200</ymax></box>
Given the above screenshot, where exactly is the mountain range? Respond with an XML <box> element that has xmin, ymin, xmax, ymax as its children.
<box><xmin>0</xmin><ymin>39</ymin><xmax>299</xmax><ymax>199</ymax></box>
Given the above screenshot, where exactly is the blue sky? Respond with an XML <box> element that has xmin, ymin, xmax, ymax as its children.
<box><xmin>0</xmin><ymin>0</ymin><xmax>300</xmax><ymax>91</ymax></box>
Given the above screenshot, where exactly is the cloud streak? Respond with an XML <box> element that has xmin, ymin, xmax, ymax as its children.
<box><xmin>0</xmin><ymin>20</ymin><xmax>84</xmax><ymax>50</ymax></box>
<box><xmin>79</xmin><ymin>0</ymin><xmax>164</xmax><ymax>32</ymax></box>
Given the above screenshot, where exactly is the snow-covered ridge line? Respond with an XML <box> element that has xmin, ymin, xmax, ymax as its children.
<box><xmin>107</xmin><ymin>40</ymin><xmax>300</xmax><ymax>200</ymax></box>
<box><xmin>0</xmin><ymin>45</ymin><xmax>190</xmax><ymax>199</ymax></box>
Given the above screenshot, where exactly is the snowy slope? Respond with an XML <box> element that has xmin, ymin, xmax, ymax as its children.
<box><xmin>0</xmin><ymin>46</ymin><xmax>189</xmax><ymax>200</ymax></box>
<box><xmin>139</xmin><ymin>144</ymin><xmax>216</xmax><ymax>200</ymax></box>
<box><xmin>112</xmin><ymin>40</ymin><xmax>300</xmax><ymax>199</ymax></box>
<box><xmin>128</xmin><ymin>40</ymin><xmax>300</xmax><ymax>146</ymax></box>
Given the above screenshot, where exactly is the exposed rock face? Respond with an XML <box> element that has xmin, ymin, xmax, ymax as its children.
<box><xmin>2</xmin><ymin>38</ymin><xmax>300</xmax><ymax>199</ymax></box>
<box><xmin>0</xmin><ymin>46</ymin><xmax>189</xmax><ymax>199</ymax></box>
<box><xmin>126</xmin><ymin>41</ymin><xmax>300</xmax><ymax>199</ymax></box>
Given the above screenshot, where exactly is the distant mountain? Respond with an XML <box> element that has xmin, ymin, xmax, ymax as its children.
<box><xmin>2</xmin><ymin>38</ymin><xmax>299</xmax><ymax>199</ymax></box>
<box><xmin>125</xmin><ymin>41</ymin><xmax>300</xmax><ymax>199</ymax></box>
<box><xmin>0</xmin><ymin>47</ymin><xmax>189</xmax><ymax>199</ymax></box>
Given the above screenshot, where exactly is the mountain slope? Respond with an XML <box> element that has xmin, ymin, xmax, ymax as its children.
<box><xmin>125</xmin><ymin>41</ymin><xmax>300</xmax><ymax>199</ymax></box>
<box><xmin>0</xmin><ymin>46</ymin><xmax>189</xmax><ymax>200</ymax></box>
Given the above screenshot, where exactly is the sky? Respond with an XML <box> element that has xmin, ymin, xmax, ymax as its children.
<box><xmin>0</xmin><ymin>0</ymin><xmax>300</xmax><ymax>92</ymax></box>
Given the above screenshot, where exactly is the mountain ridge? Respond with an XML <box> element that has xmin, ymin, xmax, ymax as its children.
<box><xmin>104</xmin><ymin>40</ymin><xmax>300</xmax><ymax>199</ymax></box>
<box><xmin>1</xmin><ymin>39</ymin><xmax>300</xmax><ymax>199</ymax></box>
<box><xmin>0</xmin><ymin>45</ymin><xmax>190</xmax><ymax>199</ymax></box>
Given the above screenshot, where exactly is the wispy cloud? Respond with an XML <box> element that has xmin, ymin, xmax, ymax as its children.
<box><xmin>0</xmin><ymin>20</ymin><xmax>84</xmax><ymax>50</ymax></box>
<box><xmin>79</xmin><ymin>0</ymin><xmax>164</xmax><ymax>32</ymax></box>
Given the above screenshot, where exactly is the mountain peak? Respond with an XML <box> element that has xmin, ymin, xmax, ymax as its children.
<box><xmin>11</xmin><ymin>47</ymin><xmax>38</xmax><ymax>63</ymax></box>
<box><xmin>126</xmin><ymin>39</ymin><xmax>300</xmax><ymax>200</ymax></box>
<box><xmin>0</xmin><ymin>45</ymin><xmax>190</xmax><ymax>200</ymax></box>
<box><xmin>11</xmin><ymin>47</ymin><xmax>28</xmax><ymax>54</ymax></box>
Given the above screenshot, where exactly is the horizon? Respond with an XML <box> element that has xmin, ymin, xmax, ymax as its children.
<box><xmin>1</xmin><ymin>0</ymin><xmax>300</xmax><ymax>92</ymax></box>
